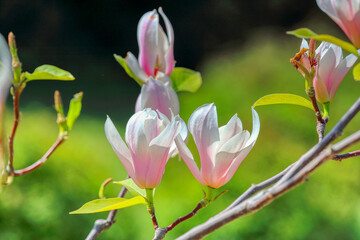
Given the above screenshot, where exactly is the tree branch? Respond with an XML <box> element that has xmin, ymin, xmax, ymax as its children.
<box><xmin>13</xmin><ymin>136</ymin><xmax>64</xmax><ymax>176</ymax></box>
<box><xmin>176</xmin><ymin>130</ymin><xmax>360</xmax><ymax>240</ymax></box>
<box><xmin>333</xmin><ymin>150</ymin><xmax>360</xmax><ymax>161</ymax></box>
<box><xmin>85</xmin><ymin>175</ymin><xmax>129</xmax><ymax>240</ymax></box>
<box><xmin>7</xmin><ymin>88</ymin><xmax>21</xmax><ymax>175</ymax></box>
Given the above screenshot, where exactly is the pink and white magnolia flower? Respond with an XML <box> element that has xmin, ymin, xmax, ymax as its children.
<box><xmin>313</xmin><ymin>42</ymin><xmax>358</xmax><ymax>103</ymax></box>
<box><xmin>317</xmin><ymin>0</ymin><xmax>360</xmax><ymax>48</ymax></box>
<box><xmin>0</xmin><ymin>33</ymin><xmax>12</xmax><ymax>104</ymax></box>
<box><xmin>135</xmin><ymin>73</ymin><xmax>179</xmax><ymax>119</ymax></box>
<box><xmin>175</xmin><ymin>104</ymin><xmax>260</xmax><ymax>189</ymax></box>
<box><xmin>126</xmin><ymin>8</ymin><xmax>175</xmax><ymax>83</ymax></box>
<box><xmin>105</xmin><ymin>109</ymin><xmax>186</xmax><ymax>189</ymax></box>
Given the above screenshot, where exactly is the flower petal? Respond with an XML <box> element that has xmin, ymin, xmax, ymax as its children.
<box><xmin>125</xmin><ymin>52</ymin><xmax>148</xmax><ymax>83</ymax></box>
<box><xmin>138</xmin><ymin>77</ymin><xmax>179</xmax><ymax>118</ymax></box>
<box><xmin>105</xmin><ymin>117</ymin><xmax>138</xmax><ymax>185</ymax></box>
<box><xmin>174</xmin><ymin>135</ymin><xmax>206</xmax><ymax>185</ymax></box>
<box><xmin>125</xmin><ymin>110</ymin><xmax>151</xmax><ymax>186</ymax></box>
<box><xmin>211</xmin><ymin>131</ymin><xmax>249</xmax><ymax>188</ymax></box>
<box><xmin>218</xmin><ymin>114</ymin><xmax>242</xmax><ymax>150</ymax></box>
<box><xmin>0</xmin><ymin>33</ymin><xmax>12</xmax><ymax>104</ymax></box>
<box><xmin>145</xmin><ymin>117</ymin><xmax>180</xmax><ymax>188</ymax></box>
<box><xmin>159</xmin><ymin>7</ymin><xmax>175</xmax><ymax>75</ymax></box>
<box><xmin>169</xmin><ymin>115</ymin><xmax>188</xmax><ymax>157</ymax></box>
<box><xmin>222</xmin><ymin>108</ymin><xmax>260</xmax><ymax>184</ymax></box>
<box><xmin>137</xmin><ymin>10</ymin><xmax>159</xmax><ymax>76</ymax></box>
<box><xmin>188</xmin><ymin>103</ymin><xmax>219</xmax><ymax>183</ymax></box>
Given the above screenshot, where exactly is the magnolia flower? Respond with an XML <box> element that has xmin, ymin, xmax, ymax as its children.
<box><xmin>126</xmin><ymin>8</ymin><xmax>175</xmax><ymax>83</ymax></box>
<box><xmin>105</xmin><ymin>109</ymin><xmax>186</xmax><ymax>189</ymax></box>
<box><xmin>317</xmin><ymin>0</ymin><xmax>360</xmax><ymax>48</ymax></box>
<box><xmin>313</xmin><ymin>42</ymin><xmax>358</xmax><ymax>103</ymax></box>
<box><xmin>0</xmin><ymin>33</ymin><xmax>12</xmax><ymax>104</ymax></box>
<box><xmin>135</xmin><ymin>73</ymin><xmax>179</xmax><ymax>119</ymax></box>
<box><xmin>175</xmin><ymin>104</ymin><xmax>260</xmax><ymax>189</ymax></box>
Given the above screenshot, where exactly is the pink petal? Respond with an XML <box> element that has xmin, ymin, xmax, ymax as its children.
<box><xmin>188</xmin><ymin>103</ymin><xmax>220</xmax><ymax>183</ymax></box>
<box><xmin>137</xmin><ymin>10</ymin><xmax>159</xmax><ymax>76</ymax></box>
<box><xmin>0</xmin><ymin>34</ymin><xmax>12</xmax><ymax>104</ymax></box>
<box><xmin>125</xmin><ymin>52</ymin><xmax>148</xmax><ymax>83</ymax></box>
<box><xmin>211</xmin><ymin>131</ymin><xmax>249</xmax><ymax>188</ymax></box>
<box><xmin>104</xmin><ymin>117</ymin><xmax>139</xmax><ymax>186</ymax></box>
<box><xmin>223</xmin><ymin>108</ymin><xmax>260</xmax><ymax>184</ymax></box>
<box><xmin>125</xmin><ymin>110</ymin><xmax>152</xmax><ymax>186</ymax></box>
<box><xmin>218</xmin><ymin>114</ymin><xmax>242</xmax><ymax>150</ymax></box>
<box><xmin>174</xmin><ymin>135</ymin><xmax>206</xmax><ymax>185</ymax></box>
<box><xmin>146</xmin><ymin>118</ymin><xmax>180</xmax><ymax>188</ymax></box>
<box><xmin>159</xmin><ymin>7</ymin><xmax>175</xmax><ymax>75</ymax></box>
<box><xmin>139</xmin><ymin>77</ymin><xmax>179</xmax><ymax>118</ymax></box>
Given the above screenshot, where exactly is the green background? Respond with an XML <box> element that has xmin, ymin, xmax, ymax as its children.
<box><xmin>1</xmin><ymin>2</ymin><xmax>360</xmax><ymax>239</ymax></box>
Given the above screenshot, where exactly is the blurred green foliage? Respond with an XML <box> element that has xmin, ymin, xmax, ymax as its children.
<box><xmin>1</xmin><ymin>32</ymin><xmax>360</xmax><ymax>240</ymax></box>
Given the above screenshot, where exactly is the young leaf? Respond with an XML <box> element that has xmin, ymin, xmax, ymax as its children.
<box><xmin>253</xmin><ymin>93</ymin><xmax>314</xmax><ymax>110</ymax></box>
<box><xmin>287</xmin><ymin>28</ymin><xmax>359</xmax><ymax>56</ymax></box>
<box><xmin>114</xmin><ymin>178</ymin><xmax>146</xmax><ymax>197</ymax></box>
<box><xmin>353</xmin><ymin>62</ymin><xmax>360</xmax><ymax>81</ymax></box>
<box><xmin>169</xmin><ymin>67</ymin><xmax>202</xmax><ymax>92</ymax></box>
<box><xmin>70</xmin><ymin>196</ymin><xmax>145</xmax><ymax>214</ymax></box>
<box><xmin>67</xmin><ymin>92</ymin><xmax>83</xmax><ymax>131</ymax></box>
<box><xmin>25</xmin><ymin>65</ymin><xmax>75</xmax><ymax>82</ymax></box>
<box><xmin>114</xmin><ymin>54</ymin><xmax>144</xmax><ymax>86</ymax></box>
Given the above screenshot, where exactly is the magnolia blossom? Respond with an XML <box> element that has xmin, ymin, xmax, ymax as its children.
<box><xmin>317</xmin><ymin>0</ymin><xmax>360</xmax><ymax>48</ymax></box>
<box><xmin>175</xmin><ymin>104</ymin><xmax>260</xmax><ymax>189</ymax></box>
<box><xmin>126</xmin><ymin>8</ymin><xmax>175</xmax><ymax>83</ymax></box>
<box><xmin>313</xmin><ymin>42</ymin><xmax>358</xmax><ymax>103</ymax></box>
<box><xmin>0</xmin><ymin>33</ymin><xmax>12</xmax><ymax>104</ymax></box>
<box><xmin>135</xmin><ymin>73</ymin><xmax>179</xmax><ymax>118</ymax></box>
<box><xmin>105</xmin><ymin>109</ymin><xmax>186</xmax><ymax>189</ymax></box>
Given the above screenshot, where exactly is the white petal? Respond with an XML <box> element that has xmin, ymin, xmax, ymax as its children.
<box><xmin>0</xmin><ymin>33</ymin><xmax>12</xmax><ymax>104</ymax></box>
<box><xmin>146</xmin><ymin>118</ymin><xmax>180</xmax><ymax>187</ymax></box>
<box><xmin>244</xmin><ymin>108</ymin><xmax>260</xmax><ymax>148</ymax></box>
<box><xmin>169</xmin><ymin>115</ymin><xmax>188</xmax><ymax>157</ymax></box>
<box><xmin>218</xmin><ymin>114</ymin><xmax>242</xmax><ymax>150</ymax></box>
<box><xmin>125</xmin><ymin>52</ymin><xmax>148</xmax><ymax>83</ymax></box>
<box><xmin>300</xmin><ymin>38</ymin><xmax>309</xmax><ymax>50</ymax></box>
<box><xmin>174</xmin><ymin>135</ymin><xmax>206</xmax><ymax>185</ymax></box>
<box><xmin>159</xmin><ymin>7</ymin><xmax>175</xmax><ymax>75</ymax></box>
<box><xmin>105</xmin><ymin>117</ymin><xmax>135</xmax><ymax>178</ymax></box>
<box><xmin>137</xmin><ymin>10</ymin><xmax>159</xmax><ymax>76</ymax></box>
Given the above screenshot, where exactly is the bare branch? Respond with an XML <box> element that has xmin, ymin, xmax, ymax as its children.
<box><xmin>13</xmin><ymin>137</ymin><xmax>64</xmax><ymax>176</ymax></box>
<box><xmin>7</xmin><ymin>88</ymin><xmax>21</xmax><ymax>175</ymax></box>
<box><xmin>333</xmin><ymin>150</ymin><xmax>360</xmax><ymax>161</ymax></box>
<box><xmin>176</xmin><ymin>130</ymin><xmax>360</xmax><ymax>240</ymax></box>
<box><xmin>85</xmin><ymin>175</ymin><xmax>129</xmax><ymax>240</ymax></box>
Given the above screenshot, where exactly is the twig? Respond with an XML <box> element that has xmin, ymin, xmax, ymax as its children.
<box><xmin>275</xmin><ymin>97</ymin><xmax>360</xmax><ymax>186</ymax></box>
<box><xmin>13</xmin><ymin>136</ymin><xmax>64</xmax><ymax>176</ymax></box>
<box><xmin>176</xmin><ymin>130</ymin><xmax>360</xmax><ymax>240</ymax></box>
<box><xmin>333</xmin><ymin>150</ymin><xmax>360</xmax><ymax>161</ymax></box>
<box><xmin>308</xmin><ymin>93</ymin><xmax>326</xmax><ymax>142</ymax></box>
<box><xmin>222</xmin><ymin>163</ymin><xmax>294</xmax><ymax>212</ymax></box>
<box><xmin>85</xmin><ymin>175</ymin><xmax>129</xmax><ymax>240</ymax></box>
<box><xmin>7</xmin><ymin>88</ymin><xmax>21</xmax><ymax>175</ymax></box>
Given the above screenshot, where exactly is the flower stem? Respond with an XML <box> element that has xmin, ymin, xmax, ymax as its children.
<box><xmin>145</xmin><ymin>188</ymin><xmax>158</xmax><ymax>229</ymax></box>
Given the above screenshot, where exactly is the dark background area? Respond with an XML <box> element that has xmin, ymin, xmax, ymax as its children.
<box><xmin>0</xmin><ymin>0</ymin><xmax>319</xmax><ymax>117</ymax></box>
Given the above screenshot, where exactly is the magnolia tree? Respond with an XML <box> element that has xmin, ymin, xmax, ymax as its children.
<box><xmin>1</xmin><ymin>1</ymin><xmax>360</xmax><ymax>240</ymax></box>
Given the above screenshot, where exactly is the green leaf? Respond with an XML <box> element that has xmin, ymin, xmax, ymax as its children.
<box><xmin>114</xmin><ymin>178</ymin><xmax>146</xmax><ymax>197</ymax></box>
<box><xmin>287</xmin><ymin>28</ymin><xmax>359</xmax><ymax>56</ymax></box>
<box><xmin>67</xmin><ymin>92</ymin><xmax>83</xmax><ymax>131</ymax></box>
<box><xmin>253</xmin><ymin>93</ymin><xmax>314</xmax><ymax>111</ymax></box>
<box><xmin>169</xmin><ymin>67</ymin><xmax>202</xmax><ymax>92</ymax></box>
<box><xmin>70</xmin><ymin>196</ymin><xmax>146</xmax><ymax>214</ymax></box>
<box><xmin>353</xmin><ymin>62</ymin><xmax>360</xmax><ymax>81</ymax></box>
<box><xmin>25</xmin><ymin>65</ymin><xmax>75</xmax><ymax>82</ymax></box>
<box><xmin>114</xmin><ymin>54</ymin><xmax>143</xmax><ymax>86</ymax></box>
